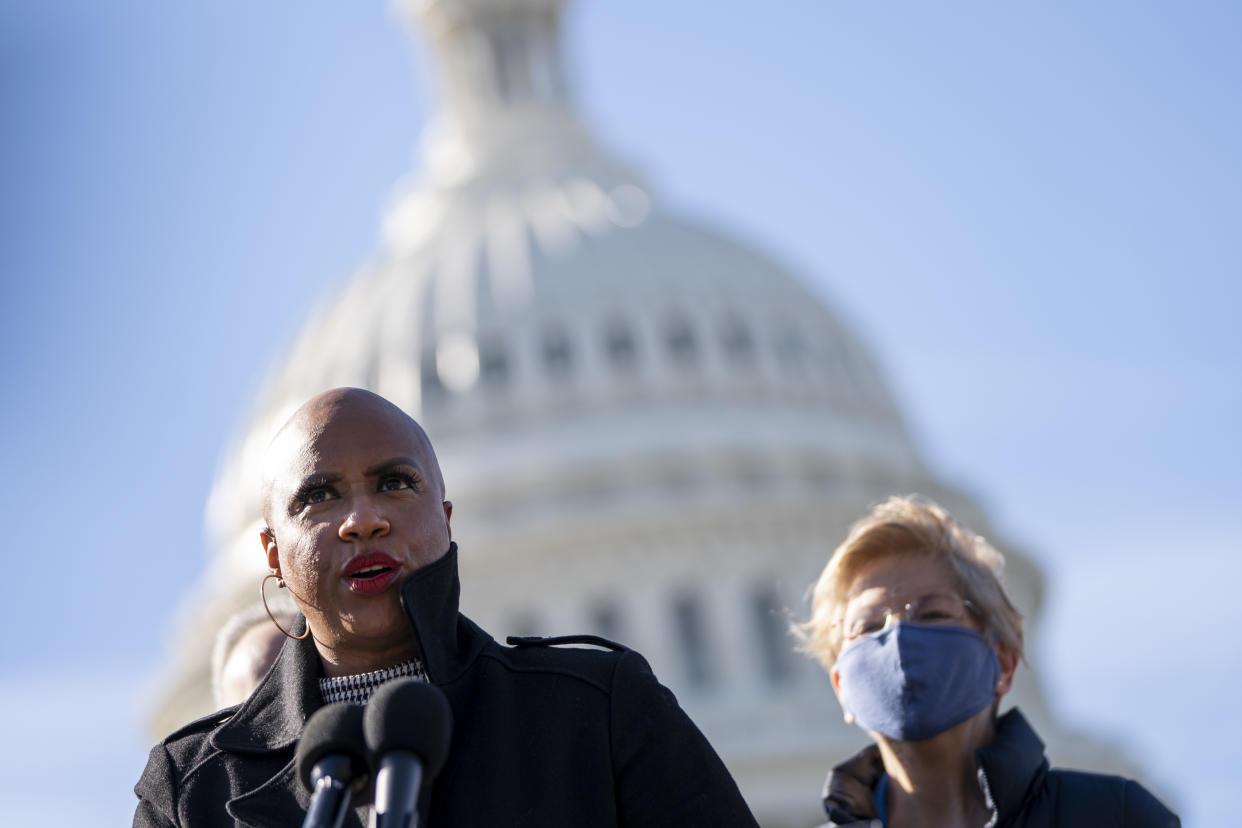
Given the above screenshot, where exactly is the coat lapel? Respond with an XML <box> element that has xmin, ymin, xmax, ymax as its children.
<box><xmin>211</xmin><ymin>616</ymin><xmax>325</xmax><ymax>826</ymax></box>
<box><xmin>225</xmin><ymin>756</ymin><xmax>309</xmax><ymax>827</ymax></box>
<box><xmin>974</xmin><ymin>709</ymin><xmax>1049</xmax><ymax>820</ymax></box>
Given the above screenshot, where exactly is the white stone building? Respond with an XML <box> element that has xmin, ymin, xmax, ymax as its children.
<box><xmin>152</xmin><ymin>1</ymin><xmax>1133</xmax><ymax>824</ymax></box>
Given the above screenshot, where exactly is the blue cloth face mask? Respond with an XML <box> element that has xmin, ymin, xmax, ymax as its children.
<box><xmin>834</xmin><ymin>621</ymin><xmax>1000</xmax><ymax>742</ymax></box>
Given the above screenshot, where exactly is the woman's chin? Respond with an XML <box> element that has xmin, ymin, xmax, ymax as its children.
<box><xmin>332</xmin><ymin>607</ymin><xmax>408</xmax><ymax>645</ymax></box>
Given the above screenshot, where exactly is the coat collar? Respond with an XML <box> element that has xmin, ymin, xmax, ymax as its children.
<box><xmin>398</xmin><ymin>542</ymin><xmax>489</xmax><ymax>685</ymax></box>
<box><xmin>974</xmin><ymin>708</ymin><xmax>1049</xmax><ymax>817</ymax></box>
<box><xmin>211</xmin><ymin>613</ymin><xmax>322</xmax><ymax>754</ymax></box>
<box><xmin>821</xmin><ymin>742</ymin><xmax>885</xmax><ymax>825</ymax></box>
<box><xmin>820</xmin><ymin>708</ymin><xmax>1048</xmax><ymax>826</ymax></box>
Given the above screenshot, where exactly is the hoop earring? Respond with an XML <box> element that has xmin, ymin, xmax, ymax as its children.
<box><xmin>261</xmin><ymin>572</ymin><xmax>310</xmax><ymax>640</ymax></box>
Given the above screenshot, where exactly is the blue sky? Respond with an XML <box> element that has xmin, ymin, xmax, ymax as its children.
<box><xmin>1</xmin><ymin>1</ymin><xmax>1239</xmax><ymax>823</ymax></box>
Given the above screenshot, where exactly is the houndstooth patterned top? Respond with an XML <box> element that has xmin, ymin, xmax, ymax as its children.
<box><xmin>318</xmin><ymin>660</ymin><xmax>428</xmax><ymax>705</ymax></box>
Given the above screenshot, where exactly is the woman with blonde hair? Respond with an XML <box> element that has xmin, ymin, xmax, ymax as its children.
<box><xmin>796</xmin><ymin>495</ymin><xmax>1177</xmax><ymax>827</ymax></box>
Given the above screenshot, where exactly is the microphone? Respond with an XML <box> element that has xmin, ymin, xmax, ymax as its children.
<box><xmin>295</xmin><ymin>703</ymin><xmax>370</xmax><ymax>828</ymax></box>
<box><xmin>363</xmin><ymin>679</ymin><xmax>453</xmax><ymax>828</ymax></box>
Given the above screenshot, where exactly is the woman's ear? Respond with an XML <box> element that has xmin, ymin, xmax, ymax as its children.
<box><xmin>995</xmin><ymin>642</ymin><xmax>1019</xmax><ymax>696</ymax></box>
<box><xmin>830</xmin><ymin>666</ymin><xmax>854</xmax><ymax>725</ymax></box>
<box><xmin>260</xmin><ymin>528</ymin><xmax>279</xmax><ymax>572</ymax></box>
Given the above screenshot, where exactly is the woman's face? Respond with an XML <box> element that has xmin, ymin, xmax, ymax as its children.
<box><xmin>830</xmin><ymin>551</ymin><xmax>1016</xmax><ymax>705</ymax></box>
<box><xmin>262</xmin><ymin>397</ymin><xmax>452</xmax><ymax>655</ymax></box>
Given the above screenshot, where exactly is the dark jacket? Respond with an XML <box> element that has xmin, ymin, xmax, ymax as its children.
<box><xmin>821</xmin><ymin>709</ymin><xmax>1178</xmax><ymax>828</ymax></box>
<box><xmin>135</xmin><ymin>545</ymin><xmax>757</xmax><ymax>827</ymax></box>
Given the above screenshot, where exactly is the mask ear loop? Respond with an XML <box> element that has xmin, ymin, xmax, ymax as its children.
<box><xmin>261</xmin><ymin>572</ymin><xmax>310</xmax><ymax>640</ymax></box>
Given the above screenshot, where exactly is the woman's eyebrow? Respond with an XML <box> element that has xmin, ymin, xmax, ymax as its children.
<box><xmin>364</xmin><ymin>456</ymin><xmax>422</xmax><ymax>476</ymax></box>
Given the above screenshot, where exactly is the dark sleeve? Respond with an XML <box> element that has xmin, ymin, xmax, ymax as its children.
<box><xmin>133</xmin><ymin>743</ymin><xmax>179</xmax><ymax>827</ymax></box>
<box><xmin>1123</xmin><ymin>778</ymin><xmax>1180</xmax><ymax>828</ymax></box>
<box><xmin>609</xmin><ymin>649</ymin><xmax>759</xmax><ymax>827</ymax></box>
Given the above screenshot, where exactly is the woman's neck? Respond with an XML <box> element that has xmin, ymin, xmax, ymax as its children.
<box><xmin>876</xmin><ymin>712</ymin><xmax>996</xmax><ymax>828</ymax></box>
<box><xmin>314</xmin><ymin>635</ymin><xmax>422</xmax><ymax>678</ymax></box>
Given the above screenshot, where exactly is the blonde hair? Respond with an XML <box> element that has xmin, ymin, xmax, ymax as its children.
<box><xmin>794</xmin><ymin>495</ymin><xmax>1024</xmax><ymax>671</ymax></box>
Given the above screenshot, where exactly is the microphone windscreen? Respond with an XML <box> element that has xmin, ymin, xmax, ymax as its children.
<box><xmin>295</xmin><ymin>702</ymin><xmax>369</xmax><ymax>793</ymax></box>
<box><xmin>363</xmin><ymin>678</ymin><xmax>453</xmax><ymax>779</ymax></box>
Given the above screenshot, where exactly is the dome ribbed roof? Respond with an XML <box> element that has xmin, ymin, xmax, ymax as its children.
<box><xmin>204</xmin><ymin>179</ymin><xmax>923</xmax><ymax>559</ymax></box>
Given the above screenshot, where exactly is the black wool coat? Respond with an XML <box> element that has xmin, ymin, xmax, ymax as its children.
<box><xmin>820</xmin><ymin>708</ymin><xmax>1179</xmax><ymax>828</ymax></box>
<box><xmin>135</xmin><ymin>545</ymin><xmax>758</xmax><ymax>827</ymax></box>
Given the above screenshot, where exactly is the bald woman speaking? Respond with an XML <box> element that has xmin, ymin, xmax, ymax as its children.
<box><xmin>134</xmin><ymin>388</ymin><xmax>757</xmax><ymax>827</ymax></box>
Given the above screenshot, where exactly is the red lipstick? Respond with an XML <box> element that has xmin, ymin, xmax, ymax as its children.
<box><xmin>342</xmin><ymin>552</ymin><xmax>402</xmax><ymax>595</ymax></box>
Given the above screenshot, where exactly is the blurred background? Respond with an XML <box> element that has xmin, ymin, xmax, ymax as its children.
<box><xmin>1</xmin><ymin>0</ymin><xmax>1238</xmax><ymax>824</ymax></box>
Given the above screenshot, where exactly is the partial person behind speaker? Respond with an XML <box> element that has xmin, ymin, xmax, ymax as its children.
<box><xmin>210</xmin><ymin>597</ymin><xmax>297</xmax><ymax>709</ymax></box>
<box><xmin>794</xmin><ymin>495</ymin><xmax>1178</xmax><ymax>828</ymax></box>
<box><xmin>134</xmin><ymin>387</ymin><xmax>757</xmax><ymax>827</ymax></box>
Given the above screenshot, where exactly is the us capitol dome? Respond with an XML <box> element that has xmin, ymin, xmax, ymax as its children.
<box><xmin>152</xmin><ymin>0</ymin><xmax>1132</xmax><ymax>823</ymax></box>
